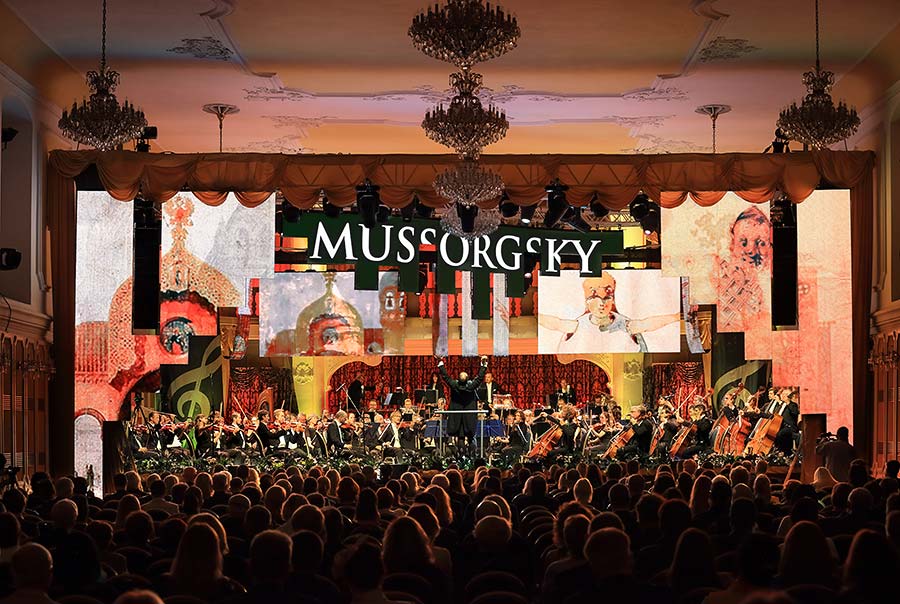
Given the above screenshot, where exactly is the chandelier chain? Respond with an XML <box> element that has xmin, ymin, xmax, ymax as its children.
<box><xmin>815</xmin><ymin>0</ymin><xmax>820</xmax><ymax>72</ymax></box>
<box><xmin>101</xmin><ymin>0</ymin><xmax>107</xmax><ymax>72</ymax></box>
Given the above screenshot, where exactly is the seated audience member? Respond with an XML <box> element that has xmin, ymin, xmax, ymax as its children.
<box><xmin>706</xmin><ymin>534</ymin><xmax>780</xmax><ymax>604</ymax></box>
<box><xmin>1</xmin><ymin>543</ymin><xmax>56</xmax><ymax>604</ymax></box>
<box><xmin>333</xmin><ymin>539</ymin><xmax>404</xmax><ymax>603</ymax></box>
<box><xmin>142</xmin><ymin>480</ymin><xmax>179</xmax><ymax>516</ymax></box>
<box><xmin>158</xmin><ymin>523</ymin><xmax>243</xmax><ymax>602</ymax></box>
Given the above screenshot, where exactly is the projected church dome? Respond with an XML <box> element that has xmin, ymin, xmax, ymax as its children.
<box><xmin>295</xmin><ymin>272</ymin><xmax>365</xmax><ymax>355</ymax></box>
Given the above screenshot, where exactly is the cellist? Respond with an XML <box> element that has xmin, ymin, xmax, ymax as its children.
<box><xmin>655</xmin><ymin>401</ymin><xmax>682</xmax><ymax>457</ymax></box>
<box><xmin>617</xmin><ymin>404</ymin><xmax>654</xmax><ymax>459</ymax></box>
<box><xmin>682</xmin><ymin>403</ymin><xmax>714</xmax><ymax>458</ymax></box>
<box><xmin>542</xmin><ymin>405</ymin><xmax>579</xmax><ymax>461</ymax></box>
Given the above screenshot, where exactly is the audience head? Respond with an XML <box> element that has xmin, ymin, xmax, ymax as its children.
<box><xmin>584</xmin><ymin>528</ymin><xmax>631</xmax><ymax>579</ymax></box>
<box><xmin>249</xmin><ymin>530</ymin><xmax>292</xmax><ymax>585</ymax></box>
<box><xmin>10</xmin><ymin>543</ymin><xmax>54</xmax><ymax>592</ymax></box>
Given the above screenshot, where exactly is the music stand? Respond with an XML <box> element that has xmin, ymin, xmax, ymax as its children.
<box><xmin>417</xmin><ymin>389</ymin><xmax>437</xmax><ymax>405</ymax></box>
<box><xmin>423</xmin><ymin>417</ymin><xmax>447</xmax><ymax>455</ymax></box>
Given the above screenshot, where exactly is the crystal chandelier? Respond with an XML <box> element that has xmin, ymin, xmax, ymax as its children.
<box><xmin>409</xmin><ymin>0</ymin><xmax>520</xmax><ymax>70</ymax></box>
<box><xmin>423</xmin><ymin>71</ymin><xmax>508</xmax><ymax>159</ymax></box>
<box><xmin>776</xmin><ymin>0</ymin><xmax>859</xmax><ymax>149</ymax></box>
<box><xmin>441</xmin><ymin>204</ymin><xmax>502</xmax><ymax>239</ymax></box>
<box><xmin>434</xmin><ymin>160</ymin><xmax>504</xmax><ymax>207</ymax></box>
<box><xmin>58</xmin><ymin>0</ymin><xmax>147</xmax><ymax>150</ymax></box>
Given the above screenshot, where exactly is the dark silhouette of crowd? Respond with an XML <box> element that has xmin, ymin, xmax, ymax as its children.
<box><xmin>0</xmin><ymin>456</ymin><xmax>899</xmax><ymax>604</ymax></box>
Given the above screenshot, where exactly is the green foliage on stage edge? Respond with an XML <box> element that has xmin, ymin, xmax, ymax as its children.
<box><xmin>283</xmin><ymin>213</ymin><xmax>624</xmax><ymax>300</ymax></box>
<box><xmin>134</xmin><ymin>449</ymin><xmax>797</xmax><ymax>476</ymax></box>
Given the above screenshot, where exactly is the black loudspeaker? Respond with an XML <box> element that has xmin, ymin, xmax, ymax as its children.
<box><xmin>771</xmin><ymin>198</ymin><xmax>798</xmax><ymax>328</ymax></box>
<box><xmin>132</xmin><ymin>197</ymin><xmax>161</xmax><ymax>334</ymax></box>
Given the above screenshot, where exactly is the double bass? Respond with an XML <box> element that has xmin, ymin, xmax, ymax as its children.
<box><xmin>744</xmin><ymin>413</ymin><xmax>783</xmax><ymax>455</ymax></box>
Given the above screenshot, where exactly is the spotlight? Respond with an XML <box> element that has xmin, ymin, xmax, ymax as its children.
<box><xmin>282</xmin><ymin>199</ymin><xmax>302</xmax><ymax>223</ymax></box>
<box><xmin>563</xmin><ymin>206</ymin><xmax>591</xmax><ymax>233</ymax></box>
<box><xmin>1</xmin><ymin>127</ymin><xmax>19</xmax><ymax>150</ymax></box>
<box><xmin>543</xmin><ymin>181</ymin><xmax>570</xmax><ymax>227</ymax></box>
<box><xmin>523</xmin><ymin>255</ymin><xmax>538</xmax><ymax>279</ymax></box>
<box><xmin>629</xmin><ymin>193</ymin><xmax>651</xmax><ymax>220</ymax></box>
<box><xmin>499</xmin><ymin>193</ymin><xmax>519</xmax><ymax>218</ymax></box>
<box><xmin>323</xmin><ymin>199</ymin><xmax>342</xmax><ymax>218</ymax></box>
<box><xmin>355</xmin><ymin>180</ymin><xmax>380</xmax><ymax>227</ymax></box>
<box><xmin>589</xmin><ymin>193</ymin><xmax>609</xmax><ymax>219</ymax></box>
<box><xmin>457</xmin><ymin>204</ymin><xmax>478</xmax><ymax>234</ymax></box>
<box><xmin>377</xmin><ymin>205</ymin><xmax>391</xmax><ymax>223</ymax></box>
<box><xmin>401</xmin><ymin>198</ymin><xmax>417</xmax><ymax>222</ymax></box>
<box><xmin>0</xmin><ymin>248</ymin><xmax>22</xmax><ymax>271</ymax></box>
<box><xmin>416</xmin><ymin>267</ymin><xmax>428</xmax><ymax>295</ymax></box>
<box><xmin>640</xmin><ymin>204</ymin><xmax>660</xmax><ymax>235</ymax></box>
<box><xmin>519</xmin><ymin>204</ymin><xmax>537</xmax><ymax>225</ymax></box>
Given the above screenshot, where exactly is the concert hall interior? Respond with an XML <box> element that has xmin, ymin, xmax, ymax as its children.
<box><xmin>3</xmin><ymin>1</ymin><xmax>900</xmax><ymax>603</ymax></box>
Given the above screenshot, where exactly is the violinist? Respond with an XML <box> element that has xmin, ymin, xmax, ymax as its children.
<box><xmin>366</xmin><ymin>399</ymin><xmax>380</xmax><ymax>422</ymax></box>
<box><xmin>424</xmin><ymin>373</ymin><xmax>444</xmax><ymax>400</ymax></box>
<box><xmin>380</xmin><ymin>411</ymin><xmax>404</xmax><ymax>456</ymax></box>
<box><xmin>146</xmin><ymin>412</ymin><xmax>163</xmax><ymax>451</ymax></box>
<box><xmin>400</xmin><ymin>414</ymin><xmax>424</xmax><ymax>451</ymax></box>
<box><xmin>542</xmin><ymin>405</ymin><xmax>580</xmax><ymax>461</ymax></box>
<box><xmin>617</xmin><ymin>405</ymin><xmax>654</xmax><ymax>459</ymax></box>
<box><xmin>682</xmin><ymin>403</ymin><xmax>713</xmax><ymax>459</ymax></box>
<box><xmin>194</xmin><ymin>415</ymin><xmax>215</xmax><ymax>458</ymax></box>
<box><xmin>256</xmin><ymin>410</ymin><xmax>284</xmax><ymax>454</ymax></box>
<box><xmin>305</xmin><ymin>416</ymin><xmax>329</xmax><ymax>457</ymax></box>
<box><xmin>225</xmin><ymin>412</ymin><xmax>248</xmax><ymax>449</ymax></box>
<box><xmin>501</xmin><ymin>410</ymin><xmax>532</xmax><ymax>457</ymax></box>
<box><xmin>327</xmin><ymin>411</ymin><xmax>353</xmax><ymax>455</ymax></box>
<box><xmin>157</xmin><ymin>414</ymin><xmax>185</xmax><ymax>451</ymax></box>
<box><xmin>365</xmin><ymin>413</ymin><xmax>385</xmax><ymax>451</ymax></box>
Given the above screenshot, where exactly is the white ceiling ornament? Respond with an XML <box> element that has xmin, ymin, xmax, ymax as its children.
<box><xmin>623</xmin><ymin>86</ymin><xmax>690</xmax><ymax>102</ymax></box>
<box><xmin>698</xmin><ymin>37</ymin><xmax>760</xmax><ymax>62</ymax></box>
<box><xmin>167</xmin><ymin>36</ymin><xmax>233</xmax><ymax>61</ymax></box>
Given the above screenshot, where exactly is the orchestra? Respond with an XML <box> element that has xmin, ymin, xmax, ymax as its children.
<box><xmin>126</xmin><ymin>374</ymin><xmax>802</xmax><ymax>465</ymax></box>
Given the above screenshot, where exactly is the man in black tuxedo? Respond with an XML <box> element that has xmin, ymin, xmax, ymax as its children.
<box><xmin>326</xmin><ymin>410</ymin><xmax>351</xmax><ymax>455</ymax></box>
<box><xmin>477</xmin><ymin>372</ymin><xmax>504</xmax><ymax>407</ymax></box>
<box><xmin>438</xmin><ymin>355</ymin><xmax>488</xmax><ymax>450</ymax></box>
<box><xmin>769</xmin><ymin>389</ymin><xmax>801</xmax><ymax>455</ymax></box>
<box><xmin>348</xmin><ymin>374</ymin><xmax>365</xmax><ymax>409</ymax></box>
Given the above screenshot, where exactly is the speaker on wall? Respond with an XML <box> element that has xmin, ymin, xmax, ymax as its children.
<box><xmin>133</xmin><ymin>196</ymin><xmax>161</xmax><ymax>334</ymax></box>
<box><xmin>771</xmin><ymin>197</ymin><xmax>798</xmax><ymax>328</ymax></box>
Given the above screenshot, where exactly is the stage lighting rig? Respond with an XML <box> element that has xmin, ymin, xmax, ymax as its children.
<box><xmin>415</xmin><ymin>200</ymin><xmax>435</xmax><ymax>219</ymax></box>
<box><xmin>629</xmin><ymin>193</ymin><xmax>651</xmax><ymax>220</ymax></box>
<box><xmin>135</xmin><ymin>126</ymin><xmax>157</xmax><ymax>152</ymax></box>
<box><xmin>640</xmin><ymin>204</ymin><xmax>660</xmax><ymax>235</ymax></box>
<box><xmin>1</xmin><ymin>127</ymin><xmax>18</xmax><ymax>150</ymax></box>
<box><xmin>377</xmin><ymin>205</ymin><xmax>392</xmax><ymax>224</ymax></box>
<box><xmin>355</xmin><ymin>180</ymin><xmax>380</xmax><ymax>226</ymax></box>
<box><xmin>563</xmin><ymin>206</ymin><xmax>591</xmax><ymax>233</ymax></box>
<box><xmin>499</xmin><ymin>193</ymin><xmax>519</xmax><ymax>218</ymax></box>
<box><xmin>281</xmin><ymin>199</ymin><xmax>302</xmax><ymax>223</ymax></box>
<box><xmin>456</xmin><ymin>204</ymin><xmax>478</xmax><ymax>233</ymax></box>
<box><xmin>543</xmin><ymin>180</ymin><xmax>570</xmax><ymax>227</ymax></box>
<box><xmin>589</xmin><ymin>193</ymin><xmax>610</xmax><ymax>219</ymax></box>
<box><xmin>323</xmin><ymin>198</ymin><xmax>343</xmax><ymax>218</ymax></box>
<box><xmin>764</xmin><ymin>128</ymin><xmax>792</xmax><ymax>154</ymax></box>
<box><xmin>401</xmin><ymin>198</ymin><xmax>417</xmax><ymax>222</ymax></box>
<box><xmin>0</xmin><ymin>248</ymin><xmax>22</xmax><ymax>271</ymax></box>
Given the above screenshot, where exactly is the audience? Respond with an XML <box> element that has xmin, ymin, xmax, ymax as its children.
<box><xmin>0</xmin><ymin>458</ymin><xmax>898</xmax><ymax>604</ymax></box>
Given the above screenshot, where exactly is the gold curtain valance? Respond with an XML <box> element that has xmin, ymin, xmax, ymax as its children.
<box><xmin>48</xmin><ymin>149</ymin><xmax>875</xmax><ymax>209</ymax></box>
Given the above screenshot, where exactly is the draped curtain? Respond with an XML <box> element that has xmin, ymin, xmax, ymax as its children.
<box><xmin>227</xmin><ymin>366</ymin><xmax>296</xmax><ymax>418</ymax></box>
<box><xmin>325</xmin><ymin>355</ymin><xmax>610</xmax><ymax>415</ymax></box>
<box><xmin>646</xmin><ymin>362</ymin><xmax>707</xmax><ymax>418</ymax></box>
<box><xmin>46</xmin><ymin>150</ymin><xmax>876</xmax><ymax>473</ymax></box>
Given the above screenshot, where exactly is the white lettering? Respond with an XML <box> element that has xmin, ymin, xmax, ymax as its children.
<box><xmin>525</xmin><ymin>237</ymin><xmax>542</xmax><ymax>255</ymax></box>
<box><xmin>471</xmin><ymin>236</ymin><xmax>498</xmax><ymax>270</ymax></box>
<box><xmin>572</xmin><ymin>240</ymin><xmax>603</xmax><ymax>274</ymax></box>
<box><xmin>438</xmin><ymin>233</ymin><xmax>470</xmax><ymax>267</ymax></box>
<box><xmin>420</xmin><ymin>227</ymin><xmax>437</xmax><ymax>247</ymax></box>
<box><xmin>360</xmin><ymin>225</ymin><xmax>393</xmax><ymax>262</ymax></box>
<box><xmin>396</xmin><ymin>226</ymin><xmax>417</xmax><ymax>264</ymax></box>
<box><xmin>495</xmin><ymin>235</ymin><xmax>521</xmax><ymax>271</ymax></box>
<box><xmin>310</xmin><ymin>222</ymin><xmax>357</xmax><ymax>260</ymax></box>
<box><xmin>544</xmin><ymin>239</ymin><xmax>570</xmax><ymax>273</ymax></box>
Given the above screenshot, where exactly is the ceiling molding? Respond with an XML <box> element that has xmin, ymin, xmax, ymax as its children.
<box><xmin>698</xmin><ymin>37</ymin><xmax>760</xmax><ymax>63</ymax></box>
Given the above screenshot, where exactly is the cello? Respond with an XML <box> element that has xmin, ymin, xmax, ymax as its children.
<box><xmin>602</xmin><ymin>427</ymin><xmax>634</xmax><ymax>459</ymax></box>
<box><xmin>525</xmin><ymin>424</ymin><xmax>561</xmax><ymax>459</ymax></box>
<box><xmin>669</xmin><ymin>423</ymin><xmax>697</xmax><ymax>458</ymax></box>
<box><xmin>743</xmin><ymin>413</ymin><xmax>783</xmax><ymax>456</ymax></box>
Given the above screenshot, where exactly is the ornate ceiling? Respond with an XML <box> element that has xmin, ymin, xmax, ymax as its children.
<box><xmin>5</xmin><ymin>0</ymin><xmax>900</xmax><ymax>154</ymax></box>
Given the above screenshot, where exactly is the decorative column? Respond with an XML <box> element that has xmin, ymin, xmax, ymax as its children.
<box><xmin>461</xmin><ymin>272</ymin><xmax>478</xmax><ymax>356</ymax></box>
<box><xmin>493</xmin><ymin>274</ymin><xmax>510</xmax><ymax>356</ymax></box>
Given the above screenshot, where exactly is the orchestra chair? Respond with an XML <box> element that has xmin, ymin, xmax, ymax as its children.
<box><xmin>104</xmin><ymin>573</ymin><xmax>152</xmax><ymax>594</ymax></box>
<box><xmin>385</xmin><ymin>592</ymin><xmax>424</xmax><ymax>604</ymax></box>
<box><xmin>465</xmin><ymin>571</ymin><xmax>527</xmax><ymax>602</ymax></box>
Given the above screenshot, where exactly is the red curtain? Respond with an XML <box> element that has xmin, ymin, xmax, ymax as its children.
<box><xmin>227</xmin><ymin>367</ymin><xmax>296</xmax><ymax>418</ymax></box>
<box><xmin>326</xmin><ymin>355</ymin><xmax>610</xmax><ymax>414</ymax></box>
<box><xmin>646</xmin><ymin>362</ymin><xmax>706</xmax><ymax>418</ymax></box>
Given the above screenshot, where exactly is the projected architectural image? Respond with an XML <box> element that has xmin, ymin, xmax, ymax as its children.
<box><xmin>537</xmin><ymin>270</ymin><xmax>681</xmax><ymax>353</ymax></box>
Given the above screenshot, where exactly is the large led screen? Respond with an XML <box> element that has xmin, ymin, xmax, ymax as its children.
<box><xmin>537</xmin><ymin>270</ymin><xmax>681</xmax><ymax>353</ymax></box>
<box><xmin>260</xmin><ymin>271</ymin><xmax>407</xmax><ymax>356</ymax></box>
<box><xmin>661</xmin><ymin>190</ymin><xmax>853</xmax><ymax>431</ymax></box>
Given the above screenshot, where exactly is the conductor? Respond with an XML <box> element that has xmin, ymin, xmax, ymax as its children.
<box><xmin>437</xmin><ymin>355</ymin><xmax>489</xmax><ymax>451</ymax></box>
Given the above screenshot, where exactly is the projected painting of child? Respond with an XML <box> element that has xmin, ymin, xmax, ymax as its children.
<box><xmin>716</xmin><ymin>206</ymin><xmax>772</xmax><ymax>332</ymax></box>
